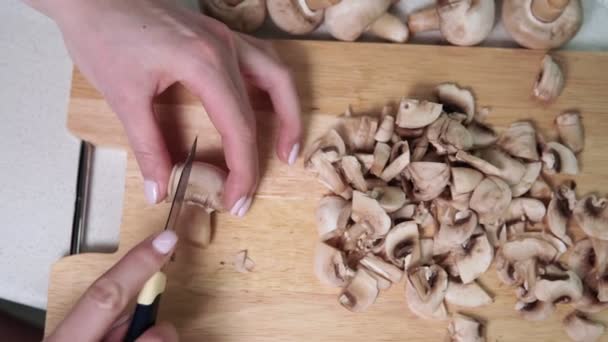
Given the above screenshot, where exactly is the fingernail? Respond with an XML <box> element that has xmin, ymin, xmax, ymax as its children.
<box><xmin>288</xmin><ymin>143</ymin><xmax>300</xmax><ymax>166</ymax></box>
<box><xmin>230</xmin><ymin>196</ymin><xmax>247</xmax><ymax>216</ymax></box>
<box><xmin>144</xmin><ymin>180</ymin><xmax>159</xmax><ymax>205</ymax></box>
<box><xmin>237</xmin><ymin>197</ymin><xmax>253</xmax><ymax>217</ymax></box>
<box><xmin>152</xmin><ymin>230</ymin><xmax>178</xmax><ymax>254</ymax></box>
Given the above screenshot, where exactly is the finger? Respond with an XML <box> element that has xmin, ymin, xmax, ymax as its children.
<box><xmin>136</xmin><ymin>322</ymin><xmax>179</xmax><ymax>342</ymax></box>
<box><xmin>103</xmin><ymin>315</ymin><xmax>131</xmax><ymax>342</ymax></box>
<box><xmin>48</xmin><ymin>231</ymin><xmax>178</xmax><ymax>342</ymax></box>
<box><xmin>179</xmin><ymin>59</ymin><xmax>259</xmax><ymax>216</ymax></box>
<box><xmin>235</xmin><ymin>35</ymin><xmax>302</xmax><ymax>166</ymax></box>
<box><xmin>113</xmin><ymin>97</ymin><xmax>173</xmax><ymax>205</ymax></box>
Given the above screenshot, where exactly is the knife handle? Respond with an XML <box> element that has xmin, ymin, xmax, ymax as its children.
<box><xmin>124</xmin><ymin>271</ymin><xmax>167</xmax><ymax>342</ymax></box>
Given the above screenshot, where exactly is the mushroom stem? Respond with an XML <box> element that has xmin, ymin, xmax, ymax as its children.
<box><xmin>367</xmin><ymin>12</ymin><xmax>410</xmax><ymax>43</ymax></box>
<box><xmin>305</xmin><ymin>0</ymin><xmax>341</xmax><ymax>10</ymax></box>
<box><xmin>407</xmin><ymin>7</ymin><xmax>440</xmax><ymax>33</ymax></box>
<box><xmin>531</xmin><ymin>0</ymin><xmax>570</xmax><ymax>22</ymax></box>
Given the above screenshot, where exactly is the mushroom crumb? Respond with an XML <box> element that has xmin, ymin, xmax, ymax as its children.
<box><xmin>234</xmin><ymin>250</ymin><xmax>255</xmax><ymax>273</ymax></box>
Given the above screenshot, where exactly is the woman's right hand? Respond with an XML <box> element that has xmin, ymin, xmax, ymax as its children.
<box><xmin>32</xmin><ymin>0</ymin><xmax>302</xmax><ymax>216</ymax></box>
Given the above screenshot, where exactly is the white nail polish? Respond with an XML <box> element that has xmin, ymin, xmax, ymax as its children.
<box><xmin>288</xmin><ymin>143</ymin><xmax>300</xmax><ymax>166</ymax></box>
<box><xmin>237</xmin><ymin>197</ymin><xmax>253</xmax><ymax>217</ymax></box>
<box><xmin>230</xmin><ymin>196</ymin><xmax>247</xmax><ymax>216</ymax></box>
<box><xmin>152</xmin><ymin>230</ymin><xmax>178</xmax><ymax>254</ymax></box>
<box><xmin>144</xmin><ymin>180</ymin><xmax>159</xmax><ymax>205</ymax></box>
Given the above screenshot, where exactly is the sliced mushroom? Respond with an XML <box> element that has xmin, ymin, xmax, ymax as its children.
<box><xmin>267</xmin><ymin>0</ymin><xmax>324</xmax><ymax>35</ymax></box>
<box><xmin>359</xmin><ymin>254</ymin><xmax>404</xmax><ymax>283</ymax></box>
<box><xmin>495</xmin><ymin>250</ymin><xmax>523</xmax><ymax>286</ymax></box>
<box><xmin>546</xmin><ymin>182</ymin><xmax>577</xmax><ymax>245</ymax></box>
<box><xmin>308</xmin><ymin>151</ymin><xmax>350</xmax><ymax>197</ymax></box>
<box><xmin>354</xmin><ymin>153</ymin><xmax>374</xmax><ymax>173</ymax></box>
<box><xmin>349</xmin><ymin>116</ymin><xmax>378</xmax><ymax>152</ymax></box>
<box><xmin>563</xmin><ymin>311</ymin><xmax>605</xmax><ymax>342</ymax></box>
<box><xmin>391</xmin><ymin>203</ymin><xmax>417</xmax><ymax>223</ymax></box>
<box><xmin>204</xmin><ymin>0</ymin><xmax>266</xmax><ymax>32</ymax></box>
<box><xmin>339</xmin><ymin>268</ymin><xmax>379</xmax><ymax>312</ymax></box>
<box><xmin>395</xmin><ymin>99</ymin><xmax>443</xmax><ymax>129</ymax></box>
<box><xmin>451</xmin><ymin>192</ymin><xmax>472</xmax><ymax>212</ymax></box>
<box><xmin>395</xmin><ymin>127</ymin><xmax>425</xmax><ymax>139</ymax></box>
<box><xmin>515</xmin><ymin>300</ymin><xmax>555</xmax><ymax>321</ymax></box>
<box><xmin>568</xmin><ymin>239</ymin><xmax>595</xmax><ymax>280</ymax></box>
<box><xmin>517</xmin><ymin>231</ymin><xmax>568</xmax><ymax>258</ymax></box>
<box><xmin>305</xmin><ymin>129</ymin><xmax>346</xmax><ymax>164</ymax></box>
<box><xmin>556</xmin><ymin>111</ymin><xmax>584</xmax><ymax>153</ymax></box>
<box><xmin>426</xmin><ymin>115</ymin><xmax>474</xmax><ymax>154</ymax></box>
<box><xmin>542</xmin><ymin>142</ymin><xmax>579</xmax><ymax>175</ymax></box>
<box><xmin>408</xmin><ymin>162</ymin><xmax>450</xmax><ymax>201</ymax></box>
<box><xmin>380</xmin><ymin>141</ymin><xmax>410</xmax><ymax>182</ymax></box>
<box><xmin>469</xmin><ymin>176</ymin><xmax>512</xmax><ymax>225</ymax></box>
<box><xmin>316</xmin><ymin>195</ymin><xmax>351</xmax><ymax>240</ymax></box>
<box><xmin>501</xmin><ymin>236</ymin><xmax>558</xmax><ymax>263</ymax></box>
<box><xmin>511</xmin><ymin>162</ymin><xmax>543</xmax><ymax>198</ymax></box>
<box><xmin>314</xmin><ymin>242</ymin><xmax>352</xmax><ymax>287</ymax></box>
<box><xmin>590</xmin><ymin>238</ymin><xmax>608</xmax><ymax>302</ymax></box>
<box><xmin>455</xmin><ymin>229</ymin><xmax>494</xmax><ymax>284</ymax></box>
<box><xmin>370</xmin><ymin>142</ymin><xmax>391</xmax><ymax>177</ymax></box>
<box><xmin>369</xmin><ymin>186</ymin><xmax>406</xmax><ymax>213</ymax></box>
<box><xmin>574</xmin><ymin>286</ymin><xmax>608</xmax><ymax>314</ymax></box>
<box><xmin>574</xmin><ymin>194</ymin><xmax>608</xmax><ymax>240</ymax></box>
<box><xmin>405</xmin><ymin>265</ymin><xmax>449</xmax><ymax>320</ymax></box>
<box><xmin>351</xmin><ymin>191</ymin><xmax>391</xmax><ymax>238</ymax></box>
<box><xmin>456</xmin><ymin>148</ymin><xmax>526</xmax><ymax>186</ymax></box>
<box><xmin>445</xmin><ymin>280</ymin><xmax>493</xmax><ymax>308</ymax></box>
<box><xmin>414</xmin><ymin>202</ymin><xmax>440</xmax><ymax>238</ymax></box>
<box><xmin>234</xmin><ymin>250</ymin><xmax>255</xmax><ymax>273</ymax></box>
<box><xmin>414</xmin><ymin>238</ymin><xmax>435</xmax><ymax>267</ymax></box>
<box><xmin>434</xmin><ymin>210</ymin><xmax>479</xmax><ymax>255</ymax></box>
<box><xmin>534</xmin><ymin>270</ymin><xmax>583</xmax><ymax>303</ymax></box>
<box><xmin>506</xmin><ymin>198</ymin><xmax>546</xmax><ymax>223</ymax></box>
<box><xmin>436</xmin><ymin>83</ymin><xmax>475</xmax><ymax>123</ymax></box>
<box><xmin>451</xmin><ymin>167</ymin><xmax>484</xmax><ymax>196</ymax></box>
<box><xmin>341</xmin><ymin>156</ymin><xmax>368</xmax><ymax>192</ymax></box>
<box><xmin>528</xmin><ymin>177</ymin><xmax>553</xmax><ymax>201</ymax></box>
<box><xmin>384</xmin><ymin>221</ymin><xmax>420</xmax><ymax>269</ymax></box>
<box><xmin>533</xmin><ymin>55</ymin><xmax>565</xmax><ymax>102</ymax></box>
<box><xmin>497</xmin><ymin>121</ymin><xmax>540</xmax><ymax>161</ymax></box>
<box><xmin>447</xmin><ymin>313</ymin><xmax>485</xmax><ymax>342</ymax></box>
<box><xmin>342</xmin><ymin>222</ymin><xmax>371</xmax><ymax>252</ymax></box>
<box><xmin>375</xmin><ymin>114</ymin><xmax>395</xmax><ymax>143</ymax></box>
<box><xmin>468</xmin><ymin>122</ymin><xmax>498</xmax><ymax>148</ymax></box>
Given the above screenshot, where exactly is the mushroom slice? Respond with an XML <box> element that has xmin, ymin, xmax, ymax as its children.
<box><xmin>395</xmin><ymin>99</ymin><xmax>443</xmax><ymax>129</ymax></box>
<box><xmin>369</xmin><ymin>186</ymin><xmax>406</xmax><ymax>213</ymax></box>
<box><xmin>342</xmin><ymin>223</ymin><xmax>371</xmax><ymax>252</ymax></box>
<box><xmin>411</xmin><ymin>136</ymin><xmax>430</xmax><ymax>162</ymax></box>
<box><xmin>528</xmin><ymin>177</ymin><xmax>553</xmax><ymax>201</ymax></box>
<box><xmin>451</xmin><ymin>167</ymin><xmax>484</xmax><ymax>196</ymax></box>
<box><xmin>498</xmin><ymin>121</ymin><xmax>540</xmax><ymax>161</ymax></box>
<box><xmin>391</xmin><ymin>204</ymin><xmax>417</xmax><ymax>223</ymax></box>
<box><xmin>511</xmin><ymin>162</ymin><xmax>542</xmax><ymax>198</ymax></box>
<box><xmin>234</xmin><ymin>250</ymin><xmax>255</xmax><ymax>273</ymax></box>
<box><xmin>516</xmin><ymin>232</ymin><xmax>568</xmax><ymax>259</ymax></box>
<box><xmin>338</xmin><ymin>268</ymin><xmax>379</xmax><ymax>312</ymax></box>
<box><xmin>436</xmin><ymin>83</ymin><xmax>475</xmax><ymax>124</ymax></box>
<box><xmin>563</xmin><ymin>311</ymin><xmax>605</xmax><ymax>342</ymax></box>
<box><xmin>447</xmin><ymin>313</ymin><xmax>485</xmax><ymax>342</ymax></box>
<box><xmin>469</xmin><ymin>176</ymin><xmax>512</xmax><ymax>225</ymax></box>
<box><xmin>515</xmin><ymin>300</ymin><xmax>555</xmax><ymax>321</ymax></box>
<box><xmin>455</xmin><ymin>148</ymin><xmax>526</xmax><ymax>186</ymax></box>
<box><xmin>204</xmin><ymin>0</ymin><xmax>266</xmax><ymax>33</ymax></box>
<box><xmin>574</xmin><ymin>194</ymin><xmax>608</xmax><ymax>240</ymax></box>
<box><xmin>505</xmin><ymin>198</ymin><xmax>546</xmax><ymax>223</ymax></box>
<box><xmin>375</xmin><ymin>114</ymin><xmax>395</xmax><ymax>143</ymax></box>
<box><xmin>316</xmin><ymin>195</ymin><xmax>351</xmax><ymax>241</ymax></box>
<box><xmin>304</xmin><ymin>129</ymin><xmax>346</xmax><ymax>164</ymax></box>
<box><xmin>414</xmin><ymin>202</ymin><xmax>439</xmax><ymax>238</ymax></box>
<box><xmin>514</xmin><ymin>258</ymin><xmax>540</xmax><ymax>303</ymax></box>
<box><xmin>340</xmin><ymin>156</ymin><xmax>368</xmax><ymax>192</ymax></box>
<box><xmin>267</xmin><ymin>0</ymin><xmax>324</xmax><ymax>35</ymax></box>
<box><xmin>501</xmin><ymin>236</ymin><xmax>558</xmax><ymax>263</ymax></box>
<box><xmin>546</xmin><ymin>181</ymin><xmax>577</xmax><ymax>244</ymax></box>
<box><xmin>384</xmin><ymin>221</ymin><xmax>420</xmax><ymax>269</ymax></box>
<box><xmin>542</xmin><ymin>142</ymin><xmax>579</xmax><ymax>175</ymax></box>
<box><xmin>574</xmin><ymin>286</ymin><xmax>608</xmax><ymax>314</ymax></box>
<box><xmin>534</xmin><ymin>55</ymin><xmax>565</xmax><ymax>102</ymax></box>
<box><xmin>426</xmin><ymin>115</ymin><xmax>474</xmax><ymax>155</ymax></box>
<box><xmin>395</xmin><ymin>127</ymin><xmax>425</xmax><ymax>138</ymax></box>
<box><xmin>308</xmin><ymin>151</ymin><xmax>349</xmax><ymax>197</ymax></box>
<box><xmin>534</xmin><ymin>270</ymin><xmax>583</xmax><ymax>304</ymax></box>
<box><xmin>455</xmin><ymin>229</ymin><xmax>494</xmax><ymax>284</ymax></box>
<box><xmin>451</xmin><ymin>192</ymin><xmax>472</xmax><ymax>212</ymax></box>
<box><xmin>370</xmin><ymin>142</ymin><xmax>391</xmax><ymax>177</ymax></box>
<box><xmin>590</xmin><ymin>238</ymin><xmax>608</xmax><ymax>302</ymax></box>
<box><xmin>569</xmin><ymin>239</ymin><xmax>595</xmax><ymax>280</ymax></box>
<box><xmin>314</xmin><ymin>242</ymin><xmax>352</xmax><ymax>287</ymax></box>
<box><xmin>360</xmin><ymin>254</ymin><xmax>404</xmax><ymax>283</ymax></box>
<box><xmin>349</xmin><ymin>116</ymin><xmax>378</xmax><ymax>152</ymax></box>
<box><xmin>468</xmin><ymin>122</ymin><xmax>498</xmax><ymax>148</ymax></box>
<box><xmin>413</xmin><ymin>238</ymin><xmax>435</xmax><ymax>267</ymax></box>
<box><xmin>405</xmin><ymin>265</ymin><xmax>449</xmax><ymax>320</ymax></box>
<box><xmin>380</xmin><ymin>141</ymin><xmax>410</xmax><ymax>182</ymax></box>
<box><xmin>556</xmin><ymin>111</ymin><xmax>584</xmax><ymax>153</ymax></box>
<box><xmin>445</xmin><ymin>280</ymin><xmax>493</xmax><ymax>308</ymax></box>
<box><xmin>434</xmin><ymin>210</ymin><xmax>479</xmax><ymax>254</ymax></box>
<box><xmin>408</xmin><ymin>162</ymin><xmax>450</xmax><ymax>201</ymax></box>
<box><xmin>354</xmin><ymin>153</ymin><xmax>374</xmax><ymax>173</ymax></box>
<box><xmin>351</xmin><ymin>191</ymin><xmax>391</xmax><ymax>238</ymax></box>
<box><xmin>495</xmin><ymin>250</ymin><xmax>524</xmax><ymax>286</ymax></box>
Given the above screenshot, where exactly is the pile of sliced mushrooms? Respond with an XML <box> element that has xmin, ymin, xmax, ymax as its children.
<box><xmin>305</xmin><ymin>55</ymin><xmax>606</xmax><ymax>341</ymax></box>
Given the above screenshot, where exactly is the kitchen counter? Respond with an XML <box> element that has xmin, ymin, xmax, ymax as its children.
<box><xmin>1</xmin><ymin>0</ymin><xmax>606</xmax><ymax>310</ymax></box>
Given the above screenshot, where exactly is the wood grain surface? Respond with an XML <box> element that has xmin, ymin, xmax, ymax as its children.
<box><xmin>47</xmin><ymin>40</ymin><xmax>608</xmax><ymax>341</ymax></box>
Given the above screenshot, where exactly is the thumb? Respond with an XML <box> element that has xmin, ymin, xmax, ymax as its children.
<box><xmin>136</xmin><ymin>322</ymin><xmax>178</xmax><ymax>342</ymax></box>
<box><xmin>115</xmin><ymin>99</ymin><xmax>172</xmax><ymax>204</ymax></box>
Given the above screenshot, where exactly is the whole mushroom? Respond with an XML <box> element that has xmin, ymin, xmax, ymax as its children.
<box><xmin>203</xmin><ymin>0</ymin><xmax>267</xmax><ymax>32</ymax></box>
<box><xmin>267</xmin><ymin>0</ymin><xmax>339</xmax><ymax>35</ymax></box>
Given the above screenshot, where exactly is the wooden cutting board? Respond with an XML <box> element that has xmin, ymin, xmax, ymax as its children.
<box><xmin>47</xmin><ymin>40</ymin><xmax>608</xmax><ymax>341</ymax></box>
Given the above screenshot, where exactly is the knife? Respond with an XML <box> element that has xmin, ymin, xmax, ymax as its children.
<box><xmin>124</xmin><ymin>137</ymin><xmax>198</xmax><ymax>342</ymax></box>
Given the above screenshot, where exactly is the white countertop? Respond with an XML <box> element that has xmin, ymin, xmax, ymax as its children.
<box><xmin>1</xmin><ymin>0</ymin><xmax>607</xmax><ymax>310</ymax></box>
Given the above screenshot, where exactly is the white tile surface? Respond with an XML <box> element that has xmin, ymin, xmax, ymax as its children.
<box><xmin>0</xmin><ymin>0</ymin><xmax>606</xmax><ymax>310</ymax></box>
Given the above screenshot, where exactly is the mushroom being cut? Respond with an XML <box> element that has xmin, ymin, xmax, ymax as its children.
<box><xmin>542</xmin><ymin>141</ymin><xmax>579</xmax><ymax>175</ymax></box>
<box><xmin>574</xmin><ymin>194</ymin><xmax>608</xmax><ymax>240</ymax></box>
<box><xmin>316</xmin><ymin>195</ymin><xmax>351</xmax><ymax>240</ymax></box>
<box><xmin>556</xmin><ymin>111</ymin><xmax>584</xmax><ymax>153</ymax></box>
<box><xmin>324</xmin><ymin>0</ymin><xmax>409</xmax><ymax>43</ymax></box>
<box><xmin>405</xmin><ymin>265</ymin><xmax>449</xmax><ymax>320</ymax></box>
<box><xmin>498</xmin><ymin>121</ymin><xmax>540</xmax><ymax>161</ymax></box>
<box><xmin>351</xmin><ymin>191</ymin><xmax>392</xmax><ymax>238</ymax></box>
<box><xmin>408</xmin><ymin>0</ymin><xmax>496</xmax><ymax>46</ymax></box>
<box><xmin>436</xmin><ymin>83</ymin><xmax>476</xmax><ymax>124</ymax></box>
<box><xmin>563</xmin><ymin>311</ymin><xmax>605</xmax><ymax>342</ymax></box>
<box><xmin>447</xmin><ymin>313</ymin><xmax>485</xmax><ymax>342</ymax></box>
<box><xmin>168</xmin><ymin>161</ymin><xmax>227</xmax><ymax>247</ymax></box>
<box><xmin>445</xmin><ymin>280</ymin><xmax>493</xmax><ymax>308</ymax></box>
<box><xmin>469</xmin><ymin>176</ymin><xmax>512</xmax><ymax>225</ymax></box>
<box><xmin>204</xmin><ymin>0</ymin><xmax>266</xmax><ymax>32</ymax></box>
<box><xmin>396</xmin><ymin>99</ymin><xmax>443</xmax><ymax>129</ymax></box>
<box><xmin>267</xmin><ymin>0</ymin><xmax>338</xmax><ymax>35</ymax></box>
<box><xmin>339</xmin><ymin>268</ymin><xmax>379</xmax><ymax>312</ymax></box>
<box><xmin>502</xmin><ymin>0</ymin><xmax>583</xmax><ymax>49</ymax></box>
<box><xmin>533</xmin><ymin>55</ymin><xmax>565</xmax><ymax>102</ymax></box>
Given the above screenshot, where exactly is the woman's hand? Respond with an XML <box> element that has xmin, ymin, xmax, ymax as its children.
<box><xmin>34</xmin><ymin>0</ymin><xmax>302</xmax><ymax>216</ymax></box>
<box><xmin>45</xmin><ymin>230</ymin><xmax>179</xmax><ymax>341</ymax></box>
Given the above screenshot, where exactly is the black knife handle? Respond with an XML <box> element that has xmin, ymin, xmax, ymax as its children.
<box><xmin>124</xmin><ymin>272</ymin><xmax>166</xmax><ymax>342</ymax></box>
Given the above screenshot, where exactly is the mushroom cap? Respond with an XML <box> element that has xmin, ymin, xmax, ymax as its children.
<box><xmin>456</xmin><ymin>229</ymin><xmax>494</xmax><ymax>283</ymax></box>
<box><xmin>396</xmin><ymin>99</ymin><xmax>443</xmax><ymax>129</ymax></box>
<box><xmin>339</xmin><ymin>268</ymin><xmax>379</xmax><ymax>312</ymax></box>
<box><xmin>204</xmin><ymin>0</ymin><xmax>266</xmax><ymax>32</ymax></box>
<box><xmin>369</xmin><ymin>186</ymin><xmax>407</xmax><ymax>213</ymax></box>
<box><xmin>534</xmin><ymin>55</ymin><xmax>565</xmax><ymax>102</ymax></box>
<box><xmin>324</xmin><ymin>0</ymin><xmax>393</xmax><ymax>41</ymax></box>
<box><xmin>447</xmin><ymin>313</ymin><xmax>485</xmax><ymax>342</ymax></box>
<box><xmin>437</xmin><ymin>0</ymin><xmax>496</xmax><ymax>46</ymax></box>
<box><xmin>169</xmin><ymin>161</ymin><xmax>227</xmax><ymax>211</ymax></box>
<box><xmin>515</xmin><ymin>300</ymin><xmax>555</xmax><ymax>321</ymax></box>
<box><xmin>267</xmin><ymin>0</ymin><xmax>324</xmax><ymax>35</ymax></box>
<box><xmin>502</xmin><ymin>0</ymin><xmax>583</xmax><ymax>49</ymax></box>
<box><xmin>314</xmin><ymin>242</ymin><xmax>351</xmax><ymax>287</ymax></box>
<box><xmin>563</xmin><ymin>311</ymin><xmax>605</xmax><ymax>342</ymax></box>
<box><xmin>384</xmin><ymin>221</ymin><xmax>420</xmax><ymax>268</ymax></box>
<box><xmin>511</xmin><ymin>162</ymin><xmax>543</xmax><ymax>198</ymax></box>
<box><xmin>498</xmin><ymin>121</ymin><xmax>540</xmax><ymax>161</ymax></box>
<box><xmin>574</xmin><ymin>194</ymin><xmax>608</xmax><ymax>240</ymax></box>
<box><xmin>445</xmin><ymin>280</ymin><xmax>493</xmax><ymax>307</ymax></box>
<box><xmin>556</xmin><ymin>111</ymin><xmax>584</xmax><ymax>153</ymax></box>
<box><xmin>451</xmin><ymin>167</ymin><xmax>484</xmax><ymax>196</ymax></box>
<box><xmin>436</xmin><ymin>83</ymin><xmax>475</xmax><ymax>123</ymax></box>
<box><xmin>316</xmin><ymin>195</ymin><xmax>351</xmax><ymax>240</ymax></box>
<box><xmin>469</xmin><ymin>176</ymin><xmax>512</xmax><ymax>225</ymax></box>
<box><xmin>534</xmin><ymin>270</ymin><xmax>583</xmax><ymax>303</ymax></box>
<box><xmin>408</xmin><ymin>162</ymin><xmax>451</xmax><ymax>201</ymax></box>
<box><xmin>568</xmin><ymin>239</ymin><xmax>595</xmax><ymax>280</ymax></box>
<box><xmin>351</xmin><ymin>191</ymin><xmax>392</xmax><ymax>238</ymax></box>
<box><xmin>405</xmin><ymin>265</ymin><xmax>449</xmax><ymax>320</ymax></box>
